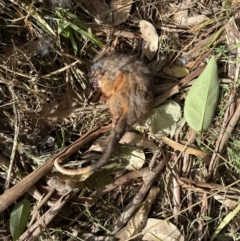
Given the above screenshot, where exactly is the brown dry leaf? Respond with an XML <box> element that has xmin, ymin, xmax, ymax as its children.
<box><xmin>181</xmin><ymin>15</ymin><xmax>209</xmax><ymax>26</ymax></box>
<box><xmin>153</xmin><ymin>85</ymin><xmax>180</xmax><ymax>107</ymax></box>
<box><xmin>162</xmin><ymin>136</ymin><xmax>209</xmax><ymax>162</ymax></box>
<box><xmin>110</xmin><ymin>0</ymin><xmax>133</xmax><ymax>25</ymax></box>
<box><xmin>82</xmin><ymin>0</ymin><xmax>112</xmax><ymax>24</ymax></box>
<box><xmin>173</xmin><ymin>10</ymin><xmax>188</xmax><ymax>25</ymax></box>
<box><xmin>214</xmin><ymin>195</ymin><xmax>238</xmax><ymax>209</ymax></box>
<box><xmin>46</xmin><ymin>176</ymin><xmax>78</xmax><ymax>192</ymax></box>
<box><xmin>145</xmin><ymin>100</ymin><xmax>181</xmax><ymax>137</ymax></box>
<box><xmin>139</xmin><ymin>20</ymin><xmax>158</xmax><ymax>60</ymax></box>
<box><xmin>88</xmin><ymin>134</ymin><xmax>145</xmax><ymax>171</ymax></box>
<box><xmin>120</xmin><ymin>132</ymin><xmax>160</xmax><ymax>151</ymax></box>
<box><xmin>168</xmin><ymin>3</ymin><xmax>179</xmax><ymax>13</ymax></box>
<box><xmin>231</xmin><ymin>0</ymin><xmax>240</xmax><ymax>6</ymax></box>
<box><xmin>163</xmin><ymin>64</ymin><xmax>189</xmax><ymax>78</ymax></box>
<box><xmin>89</xmin><ymin>132</ymin><xmax>159</xmax><ymax>152</ymax></box>
<box><xmin>178</xmin><ymin>0</ymin><xmax>195</xmax><ymax>9</ymax></box>
<box><xmin>183</xmin><ymin>34</ymin><xmax>214</xmax><ymax>59</ymax></box>
<box><xmin>142</xmin><ymin>218</ymin><xmax>184</xmax><ymax>241</ymax></box>
<box><xmin>125</xmin><ymin>149</ymin><xmax>145</xmax><ymax>170</ymax></box>
<box><xmin>172</xmin><ymin>0</ymin><xmax>208</xmax><ymax>26</ymax></box>
<box><xmin>88</xmin><ymin>135</ymin><xmax>108</xmax><ymax>153</ymax></box>
<box><xmin>183</xmin><ymin>24</ymin><xmax>225</xmax><ymax>59</ymax></box>
<box><xmin>115</xmin><ymin>187</ymin><xmax>160</xmax><ymax>240</ymax></box>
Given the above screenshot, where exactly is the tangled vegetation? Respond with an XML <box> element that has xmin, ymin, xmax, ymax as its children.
<box><xmin>0</xmin><ymin>0</ymin><xmax>239</xmax><ymax>240</ymax></box>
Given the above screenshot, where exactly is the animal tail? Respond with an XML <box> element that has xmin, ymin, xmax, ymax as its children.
<box><xmin>54</xmin><ymin>118</ymin><xmax>127</xmax><ymax>175</ymax></box>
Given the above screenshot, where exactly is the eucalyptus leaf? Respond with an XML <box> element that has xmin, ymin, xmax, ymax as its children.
<box><xmin>184</xmin><ymin>56</ymin><xmax>219</xmax><ymax>131</ymax></box>
<box><xmin>10</xmin><ymin>198</ymin><xmax>31</xmax><ymax>241</ymax></box>
<box><xmin>125</xmin><ymin>148</ymin><xmax>145</xmax><ymax>170</ymax></box>
<box><xmin>144</xmin><ymin>100</ymin><xmax>181</xmax><ymax>137</ymax></box>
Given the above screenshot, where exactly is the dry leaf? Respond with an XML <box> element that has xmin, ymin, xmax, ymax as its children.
<box><xmin>89</xmin><ymin>134</ymin><xmax>145</xmax><ymax>170</ymax></box>
<box><xmin>144</xmin><ymin>100</ymin><xmax>181</xmax><ymax>137</ymax></box>
<box><xmin>110</xmin><ymin>0</ymin><xmax>133</xmax><ymax>25</ymax></box>
<box><xmin>142</xmin><ymin>218</ymin><xmax>184</xmax><ymax>241</ymax></box>
<box><xmin>163</xmin><ymin>64</ymin><xmax>189</xmax><ymax>78</ymax></box>
<box><xmin>90</xmin><ymin>131</ymin><xmax>159</xmax><ymax>152</ymax></box>
<box><xmin>125</xmin><ymin>149</ymin><xmax>145</xmax><ymax>170</ymax></box>
<box><xmin>162</xmin><ymin>136</ymin><xmax>209</xmax><ymax>162</ymax></box>
<box><xmin>182</xmin><ymin>15</ymin><xmax>209</xmax><ymax>26</ymax></box>
<box><xmin>46</xmin><ymin>176</ymin><xmax>78</xmax><ymax>192</ymax></box>
<box><xmin>88</xmin><ymin>135</ymin><xmax>108</xmax><ymax>153</ymax></box>
<box><xmin>139</xmin><ymin>20</ymin><xmax>158</xmax><ymax>60</ymax></box>
<box><xmin>177</xmin><ymin>0</ymin><xmax>195</xmax><ymax>10</ymax></box>
<box><xmin>82</xmin><ymin>0</ymin><xmax>112</xmax><ymax>24</ymax></box>
<box><xmin>120</xmin><ymin>132</ymin><xmax>159</xmax><ymax>151</ymax></box>
<box><xmin>173</xmin><ymin>10</ymin><xmax>188</xmax><ymax>25</ymax></box>
<box><xmin>231</xmin><ymin>0</ymin><xmax>240</xmax><ymax>6</ymax></box>
<box><xmin>115</xmin><ymin>187</ymin><xmax>160</xmax><ymax>240</ymax></box>
<box><xmin>214</xmin><ymin>195</ymin><xmax>238</xmax><ymax>209</ymax></box>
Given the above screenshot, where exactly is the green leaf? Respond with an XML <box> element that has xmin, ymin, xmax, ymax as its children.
<box><xmin>55</xmin><ymin>9</ymin><xmax>103</xmax><ymax>48</ymax></box>
<box><xmin>67</xmin><ymin>22</ymin><xmax>103</xmax><ymax>48</ymax></box>
<box><xmin>202</xmin><ymin>216</ymin><xmax>212</xmax><ymax>221</ymax></box>
<box><xmin>10</xmin><ymin>198</ymin><xmax>31</xmax><ymax>241</ymax></box>
<box><xmin>184</xmin><ymin>56</ymin><xmax>219</xmax><ymax>132</ymax></box>
<box><xmin>57</xmin><ymin>19</ymin><xmax>70</xmax><ymax>35</ymax></box>
<box><xmin>69</xmin><ymin>30</ymin><xmax>78</xmax><ymax>54</ymax></box>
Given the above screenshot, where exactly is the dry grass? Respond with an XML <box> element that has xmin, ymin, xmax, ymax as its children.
<box><xmin>0</xmin><ymin>0</ymin><xmax>240</xmax><ymax>240</ymax></box>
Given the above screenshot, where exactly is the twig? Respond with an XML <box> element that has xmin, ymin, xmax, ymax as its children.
<box><xmin>111</xmin><ymin>151</ymin><xmax>167</xmax><ymax>235</ymax></box>
<box><xmin>5</xmin><ymin>86</ymin><xmax>20</xmax><ymax>189</ymax></box>
<box><xmin>208</xmin><ymin>98</ymin><xmax>240</xmax><ymax>180</ymax></box>
<box><xmin>28</xmin><ymin>188</ymin><xmax>56</xmax><ymax>227</ymax></box>
<box><xmin>19</xmin><ymin>191</ymin><xmax>74</xmax><ymax>241</ymax></box>
<box><xmin>0</xmin><ymin>124</ymin><xmax>111</xmax><ymax>212</ymax></box>
<box><xmin>68</xmin><ymin>167</ymin><xmax>150</xmax><ymax>227</ymax></box>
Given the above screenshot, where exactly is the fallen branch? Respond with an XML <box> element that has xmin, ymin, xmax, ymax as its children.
<box><xmin>0</xmin><ymin>124</ymin><xmax>112</xmax><ymax>212</ymax></box>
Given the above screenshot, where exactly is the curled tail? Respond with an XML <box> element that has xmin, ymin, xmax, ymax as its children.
<box><xmin>54</xmin><ymin>118</ymin><xmax>127</xmax><ymax>175</ymax></box>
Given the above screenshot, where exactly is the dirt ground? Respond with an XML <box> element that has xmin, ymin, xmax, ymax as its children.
<box><xmin>0</xmin><ymin>0</ymin><xmax>240</xmax><ymax>240</ymax></box>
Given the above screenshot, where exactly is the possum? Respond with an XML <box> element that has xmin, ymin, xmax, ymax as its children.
<box><xmin>54</xmin><ymin>51</ymin><xmax>154</xmax><ymax>175</ymax></box>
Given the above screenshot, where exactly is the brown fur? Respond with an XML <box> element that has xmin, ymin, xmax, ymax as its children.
<box><xmin>54</xmin><ymin>52</ymin><xmax>154</xmax><ymax>175</ymax></box>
